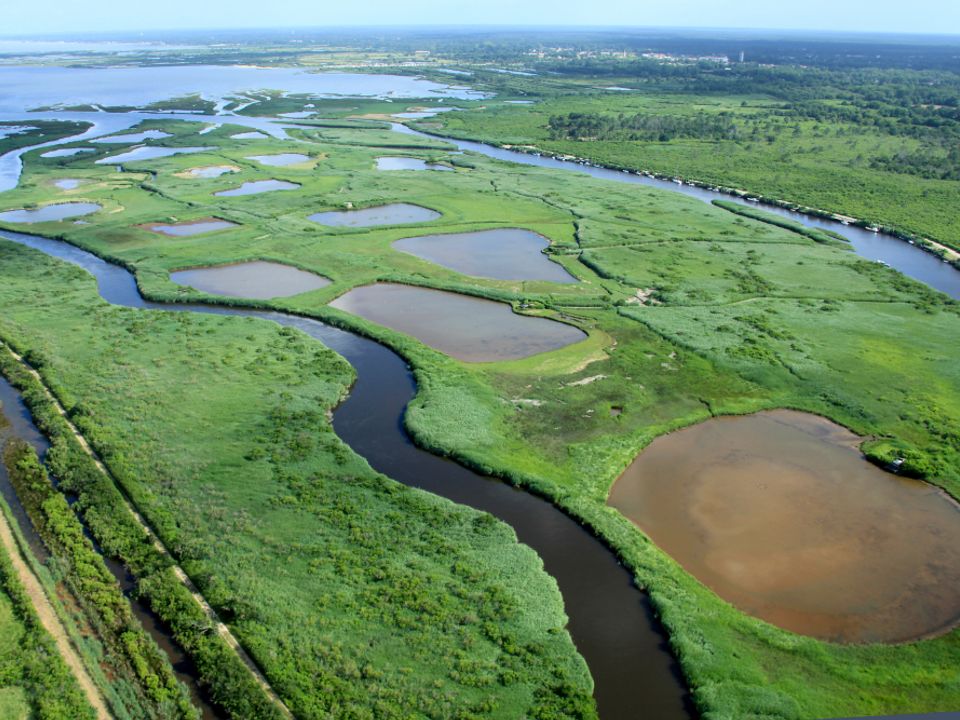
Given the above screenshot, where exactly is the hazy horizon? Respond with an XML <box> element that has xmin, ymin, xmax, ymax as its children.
<box><xmin>5</xmin><ymin>1</ymin><xmax>960</xmax><ymax>38</ymax></box>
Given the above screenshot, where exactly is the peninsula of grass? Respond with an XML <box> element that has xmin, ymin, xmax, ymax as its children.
<box><xmin>1</xmin><ymin>113</ymin><xmax>958</xmax><ymax>719</ymax></box>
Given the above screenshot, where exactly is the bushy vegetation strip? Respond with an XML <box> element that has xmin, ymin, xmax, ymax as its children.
<box><xmin>0</xmin><ymin>346</ymin><xmax>287</xmax><ymax>720</ymax></box>
<box><xmin>0</xmin><ymin>498</ymin><xmax>97</xmax><ymax>719</ymax></box>
<box><xmin>3</xmin><ymin>436</ymin><xmax>198</xmax><ymax>720</ymax></box>
<box><xmin>711</xmin><ymin>200</ymin><xmax>847</xmax><ymax>246</ymax></box>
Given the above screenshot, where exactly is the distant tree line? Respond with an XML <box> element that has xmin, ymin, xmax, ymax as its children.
<box><xmin>547</xmin><ymin>111</ymin><xmax>741</xmax><ymax>141</ymax></box>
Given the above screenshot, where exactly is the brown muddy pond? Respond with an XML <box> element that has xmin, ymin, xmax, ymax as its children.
<box><xmin>608</xmin><ymin>409</ymin><xmax>960</xmax><ymax>643</ymax></box>
<box><xmin>170</xmin><ymin>261</ymin><xmax>330</xmax><ymax>299</ymax></box>
<box><xmin>214</xmin><ymin>179</ymin><xmax>300</xmax><ymax>197</ymax></box>
<box><xmin>392</xmin><ymin>228</ymin><xmax>578</xmax><ymax>283</ymax></box>
<box><xmin>144</xmin><ymin>218</ymin><xmax>238</xmax><ymax>237</ymax></box>
<box><xmin>309</xmin><ymin>203</ymin><xmax>441</xmax><ymax>228</ymax></box>
<box><xmin>0</xmin><ymin>202</ymin><xmax>100</xmax><ymax>223</ymax></box>
<box><xmin>330</xmin><ymin>283</ymin><xmax>586</xmax><ymax>362</ymax></box>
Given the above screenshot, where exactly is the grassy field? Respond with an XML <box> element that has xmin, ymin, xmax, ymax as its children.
<box><xmin>428</xmin><ymin>90</ymin><xmax>960</xmax><ymax>250</ymax></box>
<box><xmin>0</xmin><ymin>111</ymin><xmax>959</xmax><ymax>719</ymax></box>
<box><xmin>0</xmin><ymin>238</ymin><xmax>594</xmax><ymax>719</ymax></box>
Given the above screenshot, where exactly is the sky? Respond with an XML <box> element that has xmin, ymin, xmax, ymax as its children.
<box><xmin>4</xmin><ymin>0</ymin><xmax>960</xmax><ymax>37</ymax></box>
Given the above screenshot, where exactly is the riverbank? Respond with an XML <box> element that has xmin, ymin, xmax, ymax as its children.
<box><xmin>0</xmin><ymin>236</ymin><xmax>598</xmax><ymax>720</ymax></box>
<box><xmin>413</xmin><ymin>124</ymin><xmax>960</xmax><ymax>273</ymax></box>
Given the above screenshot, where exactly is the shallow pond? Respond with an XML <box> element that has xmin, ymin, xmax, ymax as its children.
<box><xmin>40</xmin><ymin>147</ymin><xmax>94</xmax><ymax>158</ymax></box>
<box><xmin>309</xmin><ymin>203</ymin><xmax>440</xmax><ymax>228</ymax></box>
<box><xmin>170</xmin><ymin>261</ymin><xmax>330</xmax><ymax>299</ymax></box>
<box><xmin>393</xmin><ymin>228</ymin><xmax>577</xmax><ymax>283</ymax></box>
<box><xmin>231</xmin><ymin>131</ymin><xmax>268</xmax><ymax>140</ymax></box>
<box><xmin>91</xmin><ymin>130</ymin><xmax>172</xmax><ymax>144</ymax></box>
<box><xmin>376</xmin><ymin>156</ymin><xmax>452</xmax><ymax>172</ymax></box>
<box><xmin>0</xmin><ymin>201</ymin><xmax>99</xmax><ymax>223</ymax></box>
<box><xmin>183</xmin><ymin>165</ymin><xmax>238</xmax><ymax>178</ymax></box>
<box><xmin>245</xmin><ymin>153</ymin><xmax>310</xmax><ymax>167</ymax></box>
<box><xmin>96</xmin><ymin>146</ymin><xmax>213</xmax><ymax>164</ymax></box>
<box><xmin>214</xmin><ymin>179</ymin><xmax>300</xmax><ymax>197</ymax></box>
<box><xmin>54</xmin><ymin>178</ymin><xmax>81</xmax><ymax>189</ymax></box>
<box><xmin>330</xmin><ymin>283</ymin><xmax>586</xmax><ymax>361</ymax></box>
<box><xmin>608</xmin><ymin>409</ymin><xmax>960</xmax><ymax>643</ymax></box>
<box><xmin>145</xmin><ymin>218</ymin><xmax>238</xmax><ymax>237</ymax></box>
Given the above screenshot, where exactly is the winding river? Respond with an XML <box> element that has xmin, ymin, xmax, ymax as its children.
<box><xmin>0</xmin><ymin>75</ymin><xmax>956</xmax><ymax>719</ymax></box>
<box><xmin>0</xmin><ymin>228</ymin><xmax>693</xmax><ymax>720</ymax></box>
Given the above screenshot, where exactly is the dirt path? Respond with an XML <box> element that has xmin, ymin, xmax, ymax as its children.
<box><xmin>2</xmin><ymin>345</ymin><xmax>293</xmax><ymax>719</ymax></box>
<box><xmin>0</xmin><ymin>509</ymin><xmax>111</xmax><ymax>719</ymax></box>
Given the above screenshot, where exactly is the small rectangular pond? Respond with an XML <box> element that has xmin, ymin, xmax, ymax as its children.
<box><xmin>143</xmin><ymin>218</ymin><xmax>238</xmax><ymax>237</ymax></box>
<box><xmin>330</xmin><ymin>283</ymin><xmax>586</xmax><ymax>362</ymax></box>
<box><xmin>246</xmin><ymin>154</ymin><xmax>310</xmax><ymax>167</ymax></box>
<box><xmin>180</xmin><ymin>165</ymin><xmax>238</xmax><ymax>178</ymax></box>
<box><xmin>0</xmin><ymin>202</ymin><xmax>100</xmax><ymax>223</ymax></box>
<box><xmin>170</xmin><ymin>261</ymin><xmax>330</xmax><ymax>299</ymax></box>
<box><xmin>309</xmin><ymin>203</ymin><xmax>440</xmax><ymax>228</ymax></box>
<box><xmin>376</xmin><ymin>156</ymin><xmax>453</xmax><ymax>172</ymax></box>
<box><xmin>95</xmin><ymin>146</ymin><xmax>214</xmax><ymax>164</ymax></box>
<box><xmin>214</xmin><ymin>179</ymin><xmax>300</xmax><ymax>197</ymax></box>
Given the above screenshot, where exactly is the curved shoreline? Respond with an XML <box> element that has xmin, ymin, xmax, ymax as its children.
<box><xmin>397</xmin><ymin>123</ymin><xmax>960</xmax><ymax>296</ymax></box>
<box><xmin>0</xmin><ymin>228</ymin><xmax>694</xmax><ymax>720</ymax></box>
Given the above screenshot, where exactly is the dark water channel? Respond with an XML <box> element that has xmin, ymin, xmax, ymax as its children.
<box><xmin>0</xmin><ymin>228</ymin><xmax>693</xmax><ymax>720</ymax></box>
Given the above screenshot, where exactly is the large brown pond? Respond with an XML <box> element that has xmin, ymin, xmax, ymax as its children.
<box><xmin>170</xmin><ymin>261</ymin><xmax>330</xmax><ymax>299</ymax></box>
<box><xmin>330</xmin><ymin>283</ymin><xmax>586</xmax><ymax>362</ymax></box>
<box><xmin>608</xmin><ymin>409</ymin><xmax>960</xmax><ymax>643</ymax></box>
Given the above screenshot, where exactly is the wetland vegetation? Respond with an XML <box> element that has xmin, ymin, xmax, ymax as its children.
<box><xmin>0</xmin><ymin>28</ymin><xmax>958</xmax><ymax>720</ymax></box>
